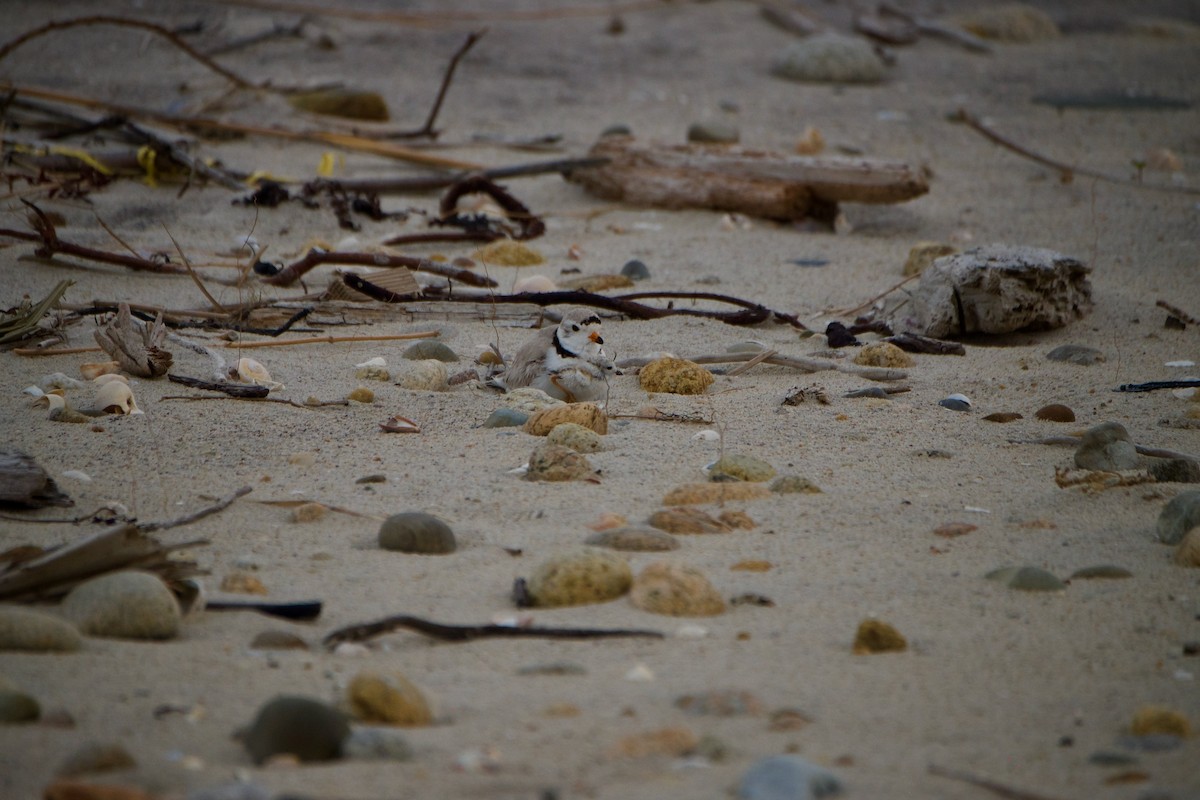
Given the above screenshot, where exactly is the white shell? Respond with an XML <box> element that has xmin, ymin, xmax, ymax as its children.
<box><xmin>62</xmin><ymin>470</ymin><xmax>92</xmax><ymax>482</ymax></box>
<box><xmin>94</xmin><ymin>381</ymin><xmax>141</xmax><ymax>415</ymax></box>
<box><xmin>513</xmin><ymin>274</ymin><xmax>557</xmax><ymax>293</ymax></box>
<box><xmin>691</xmin><ymin>429</ymin><xmax>720</xmax><ymax>442</ymax></box>
<box><xmin>91</xmin><ymin>373</ymin><xmax>129</xmax><ymax>387</ymax></box>
<box><xmin>22</xmin><ymin>386</ymin><xmax>45</xmax><ymax>398</ymax></box>
<box><xmin>355</xmin><ymin>356</ymin><xmax>387</xmax><ymax>369</ymax></box>
<box><xmin>944</xmin><ymin>392</ymin><xmax>972</xmax><ymax>406</ymax></box>
<box><xmin>236</xmin><ymin>357</ymin><xmax>283</xmax><ymax>390</ymax></box>
<box><xmin>624</xmin><ymin>663</ymin><xmax>656</xmax><ymax>682</ymax></box>
<box><xmin>1165</xmin><ymin>360</ymin><xmax>1196</xmax><ymax>368</ymax></box>
<box><xmin>40</xmin><ymin>373</ymin><xmax>85</xmax><ymax>391</ymax></box>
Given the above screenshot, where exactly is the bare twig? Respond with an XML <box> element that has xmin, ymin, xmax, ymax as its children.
<box><xmin>1115</xmin><ymin>379</ymin><xmax>1200</xmax><ymax>393</ymax></box>
<box><xmin>164</xmin><ymin>225</ymin><xmax>224</xmax><ymax>312</ymax></box>
<box><xmin>388</xmin><ymin>30</ymin><xmax>484</xmax><ymax>139</ymax></box>
<box><xmin>300</xmin><ymin>156</ymin><xmax>608</xmax><ymax>195</ymax></box>
<box><xmin>928</xmin><ymin>764</ymin><xmax>1068</xmax><ymax>800</ymax></box>
<box><xmin>1008</xmin><ymin>436</ymin><xmax>1199</xmax><ymax>463</ymax></box>
<box><xmin>826</xmin><ymin>273</ymin><xmax>919</xmax><ymax>317</ymax></box>
<box><xmin>167</xmin><ymin>374</ymin><xmax>270</xmax><ymax>398</ymax></box>
<box><xmin>951</xmin><ymin>109</ymin><xmax>1200</xmax><ymax>195</ymax></box>
<box><xmin>323</xmin><ymin>614</ymin><xmax>665</xmax><ymax>649</ymax></box>
<box><xmin>725</xmin><ymin>348</ymin><xmax>778</xmax><ymax>377</ymax></box>
<box><xmin>618</xmin><ymin>350</ymin><xmax>907</xmax><ymax>382</ymax></box>
<box><xmin>139</xmin><ymin>486</ymin><xmax>253</xmax><ymax>533</ymax></box>
<box><xmin>1156</xmin><ymin>299</ymin><xmax>1200</xmax><ymax>326</ymax></box>
<box><xmin>0</xmin><ymin>15</ymin><xmax>255</xmax><ymax>89</ymax></box>
<box><xmin>264</xmin><ymin>249</ymin><xmax>497</xmax><ymax>288</ymax></box>
<box><xmin>221</xmin><ymin>330</ymin><xmax>439</xmax><ymax>348</ymax></box>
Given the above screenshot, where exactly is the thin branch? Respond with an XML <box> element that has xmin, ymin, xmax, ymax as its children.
<box><xmin>163</xmin><ymin>224</ymin><xmax>224</xmax><ymax>312</ymax></box>
<box><xmin>1156</xmin><ymin>299</ymin><xmax>1200</xmax><ymax>326</ymax></box>
<box><xmin>300</xmin><ymin>156</ymin><xmax>608</xmax><ymax>195</ymax></box>
<box><xmin>725</xmin><ymin>348</ymin><xmax>778</xmax><ymax>377</ymax></box>
<box><xmin>221</xmin><ymin>330</ymin><xmax>440</xmax><ymax>348</ymax></box>
<box><xmin>928</xmin><ymin>764</ymin><xmax>1068</xmax><ymax>800</ymax></box>
<box><xmin>618</xmin><ymin>350</ymin><xmax>907</xmax><ymax>382</ymax></box>
<box><xmin>1008</xmin><ymin>436</ymin><xmax>1199</xmax><ymax>463</ymax></box>
<box><xmin>264</xmin><ymin>248</ymin><xmax>497</xmax><ymax>288</ymax></box>
<box><xmin>0</xmin><ymin>15</ymin><xmax>255</xmax><ymax>89</ymax></box>
<box><xmin>826</xmin><ymin>273</ymin><xmax>919</xmax><ymax>317</ymax></box>
<box><xmin>389</xmin><ymin>30</ymin><xmax>484</xmax><ymax>139</ymax></box>
<box><xmin>323</xmin><ymin>614</ymin><xmax>665</xmax><ymax>649</ymax></box>
<box><xmin>951</xmin><ymin>108</ymin><xmax>1200</xmax><ymax>195</ymax></box>
<box><xmin>138</xmin><ymin>485</ymin><xmax>252</xmax><ymax>532</ymax></box>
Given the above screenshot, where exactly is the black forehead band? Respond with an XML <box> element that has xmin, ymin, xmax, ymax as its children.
<box><xmin>578</xmin><ymin>315</ymin><xmax>602</xmax><ymax>326</ymax></box>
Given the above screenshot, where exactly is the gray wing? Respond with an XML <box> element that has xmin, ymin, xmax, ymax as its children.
<box><xmin>504</xmin><ymin>327</ymin><xmax>555</xmax><ymax>388</ymax></box>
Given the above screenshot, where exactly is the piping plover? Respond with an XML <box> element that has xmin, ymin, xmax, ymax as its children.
<box><xmin>505</xmin><ymin>308</ymin><xmax>618</xmax><ymax>402</ymax></box>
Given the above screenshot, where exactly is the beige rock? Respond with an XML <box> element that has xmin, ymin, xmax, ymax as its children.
<box><xmin>630</xmin><ymin>561</ymin><xmax>726</xmax><ymax>617</ymax></box>
<box><xmin>648</xmin><ymin>507</ymin><xmax>731</xmax><ymax>534</ymax></box>
<box><xmin>954</xmin><ymin>3</ymin><xmax>1060</xmax><ymax>42</ymax></box>
<box><xmin>524</xmin><ymin>402</ymin><xmax>608</xmax><ymax>436</ymax></box>
<box><xmin>526</xmin><ymin>443</ymin><xmax>598</xmax><ymax>482</ymax></box>
<box><xmin>902</xmin><ymin>242</ymin><xmax>956</xmax><ymax>276</ymax></box>
<box><xmin>853</xmin><ymin>342</ymin><xmax>915</xmax><ymax>368</ymax></box>
<box><xmin>527</xmin><ymin>548</ymin><xmax>632</xmax><ymax>607</ymax></box>
<box><xmin>662</xmin><ymin>482</ymin><xmax>772</xmax><ymax>505</ymax></box>
<box><xmin>346</xmin><ymin>671</ymin><xmax>433</xmax><ymax>726</ymax></box>
<box><xmin>546</xmin><ymin>422</ymin><xmax>603</xmax><ymax>452</ymax></box>
<box><xmin>639</xmin><ymin>357</ymin><xmax>714</xmax><ymax>395</ymax></box>
<box><xmin>1175</xmin><ymin>528</ymin><xmax>1200</xmax><ymax>567</ymax></box>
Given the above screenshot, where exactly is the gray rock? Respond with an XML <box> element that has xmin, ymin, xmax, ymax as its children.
<box><xmin>601</xmin><ymin>124</ymin><xmax>632</xmax><ymax>138</ymax></box>
<box><xmin>1157</xmin><ymin>490</ymin><xmax>1200</xmax><ymax>545</ymax></box>
<box><xmin>57</xmin><ymin>741</ymin><xmax>136</xmax><ymax>776</ymax></box>
<box><xmin>342</xmin><ymin>726</ymin><xmax>414</xmax><ymax>761</ymax></box>
<box><xmin>61</xmin><ymin>571</ymin><xmax>181</xmax><ymax>640</ymax></box>
<box><xmin>687</xmin><ymin>121</ymin><xmax>739</xmax><ymax>144</ymax></box>
<box><xmin>738</xmin><ymin>754</ymin><xmax>843</xmax><ymax>799</ymax></box>
<box><xmin>1074</xmin><ymin>422</ymin><xmax>1139</xmax><ymax>471</ymax></box>
<box><xmin>584</xmin><ymin>526</ymin><xmax>681</xmax><ymax>551</ymax></box>
<box><xmin>402</xmin><ymin>340</ymin><xmax>459</xmax><ymax>362</ymax></box>
<box><xmin>1046</xmin><ymin>344</ymin><xmax>1105</xmax><ymax>365</ymax></box>
<box><xmin>620</xmin><ymin>259</ymin><xmax>651</xmax><ymax>281</ymax></box>
<box><xmin>908</xmin><ymin>245</ymin><xmax>1092</xmax><ymax>338</ymax></box>
<box><xmin>1148</xmin><ymin>459</ymin><xmax>1200</xmax><ymax>484</ymax></box>
<box><xmin>378</xmin><ymin>512</ymin><xmax>456</xmax><ymax>554</ymax></box>
<box><xmin>985</xmin><ymin>566</ymin><xmax>1066</xmax><ymax>591</ymax></box>
<box><xmin>242</xmin><ymin>695</ymin><xmax>349</xmax><ymax>765</ymax></box>
<box><xmin>249</xmin><ymin>630</ymin><xmax>309</xmax><ymax>650</ymax></box>
<box><xmin>0</xmin><ymin>690</ymin><xmax>40</xmax><ymax>722</ymax></box>
<box><xmin>0</xmin><ymin>606</ymin><xmax>83</xmax><ymax>652</ymax></box>
<box><xmin>482</xmin><ymin>408</ymin><xmax>529</xmax><ymax>428</ymax></box>
<box><xmin>770</xmin><ymin>33</ymin><xmax>885</xmax><ymax>84</ymax></box>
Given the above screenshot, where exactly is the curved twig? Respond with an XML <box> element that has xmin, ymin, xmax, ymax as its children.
<box><xmin>323</xmin><ymin>613</ymin><xmax>664</xmax><ymax>649</ymax></box>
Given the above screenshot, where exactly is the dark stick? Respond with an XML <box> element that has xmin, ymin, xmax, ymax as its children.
<box><xmin>323</xmin><ymin>614</ymin><xmax>665</xmax><ymax>649</ymax></box>
<box><xmin>167</xmin><ymin>374</ymin><xmax>270</xmax><ymax>398</ymax></box>
<box><xmin>885</xmin><ymin>332</ymin><xmax>966</xmax><ymax>355</ymax></box>
<box><xmin>928</xmin><ymin>764</ymin><xmax>1067</xmax><ymax>800</ymax></box>
<box><xmin>1156</xmin><ymin>299</ymin><xmax>1200</xmax><ymax>326</ymax></box>
<box><xmin>387</xmin><ymin>30</ymin><xmax>485</xmax><ymax>140</ymax></box>
<box><xmin>0</xmin><ymin>15</ymin><xmax>254</xmax><ymax>89</ymax></box>
<box><xmin>263</xmin><ymin>248</ymin><xmax>498</xmax><ymax>287</ymax></box>
<box><xmin>138</xmin><ymin>486</ymin><xmax>252</xmax><ymax>533</ymax></box>
<box><xmin>300</xmin><ymin>156</ymin><xmax>608</xmax><ymax>195</ymax></box>
<box><xmin>1114</xmin><ymin>379</ymin><xmax>1200</xmax><ymax>393</ymax></box>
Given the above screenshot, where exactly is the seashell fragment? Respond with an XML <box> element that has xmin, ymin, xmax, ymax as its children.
<box><xmin>513</xmin><ymin>275</ymin><xmax>558</xmax><ymax>293</ymax></box>
<box><xmin>91</xmin><ymin>373</ymin><xmax>129</xmax><ymax>387</ymax></box>
<box><xmin>93</xmin><ymin>381</ymin><xmax>141</xmax><ymax>415</ymax></box>
<box><xmin>79</xmin><ymin>361</ymin><xmax>121</xmax><ymax>380</ymax></box>
<box><xmin>939</xmin><ymin>393</ymin><xmax>971</xmax><ymax>411</ymax></box>
<box><xmin>41</xmin><ymin>394</ymin><xmax>91</xmax><ymax>423</ymax></box>
<box><xmin>41</xmin><ymin>373</ymin><xmax>86</xmax><ymax>392</ymax></box>
<box><xmin>379</xmin><ymin>415</ymin><xmax>420</xmax><ymax>433</ymax></box>
<box><xmin>236</xmin><ymin>357</ymin><xmax>283</xmax><ymax>390</ymax></box>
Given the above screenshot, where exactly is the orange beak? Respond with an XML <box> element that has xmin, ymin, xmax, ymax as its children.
<box><xmin>589</xmin><ymin>331</ymin><xmax>603</xmax><ymax>344</ymax></box>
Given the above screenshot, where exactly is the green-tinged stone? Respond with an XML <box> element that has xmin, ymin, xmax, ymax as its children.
<box><xmin>709</xmin><ymin>454</ymin><xmax>776</xmax><ymax>483</ymax></box>
<box><xmin>1157</xmin><ymin>490</ymin><xmax>1200</xmax><ymax>545</ymax></box>
<box><xmin>402</xmin><ymin>340</ymin><xmax>459</xmax><ymax>362</ymax></box>
<box><xmin>986</xmin><ymin>566</ymin><xmax>1066</xmax><ymax>591</ymax></box>
<box><xmin>1070</xmin><ymin>564</ymin><xmax>1133</xmax><ymax>580</ymax></box>
<box><xmin>378</xmin><ymin>512</ymin><xmax>456</xmax><ymax>554</ymax></box>
<box><xmin>482</xmin><ymin>408</ymin><xmax>528</xmax><ymax>428</ymax></box>
<box><xmin>242</xmin><ymin>695</ymin><xmax>349</xmax><ymax>764</ymax></box>
<box><xmin>0</xmin><ymin>690</ymin><xmax>40</xmax><ymax>723</ymax></box>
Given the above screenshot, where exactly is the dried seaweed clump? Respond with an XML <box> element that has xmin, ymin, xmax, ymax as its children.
<box><xmin>639</xmin><ymin>357</ymin><xmax>714</xmax><ymax>395</ymax></box>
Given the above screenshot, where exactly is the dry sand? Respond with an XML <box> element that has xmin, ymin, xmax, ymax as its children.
<box><xmin>1</xmin><ymin>1</ymin><xmax>1199</xmax><ymax>798</ymax></box>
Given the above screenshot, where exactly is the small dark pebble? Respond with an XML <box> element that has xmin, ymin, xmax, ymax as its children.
<box><xmin>1164</xmin><ymin>315</ymin><xmax>1187</xmax><ymax>330</ymax></box>
<box><xmin>824</xmin><ymin>321</ymin><xmax>859</xmax><ymax>348</ymax></box>
<box><xmin>242</xmin><ymin>695</ymin><xmax>349</xmax><ymax>765</ymax></box>
<box><xmin>1148</xmin><ymin>458</ymin><xmax>1200</xmax><ymax>484</ymax></box>
<box><xmin>788</xmin><ymin>258</ymin><xmax>829</xmax><ymax>268</ymax></box>
<box><xmin>378</xmin><ymin>512</ymin><xmax>456</xmax><ymax>554</ymax></box>
<box><xmin>1058</xmin><ymin>735</ymin><xmax>1073</xmax><ymax>747</ymax></box>
<box><xmin>729</xmin><ymin>593</ymin><xmax>775</xmax><ymax>607</ymax></box>
<box><xmin>914</xmin><ymin>449</ymin><xmax>954</xmax><ymax>459</ymax></box>
<box><xmin>601</xmin><ymin>124</ymin><xmax>633</xmax><ymax>137</ymax></box>
<box><xmin>620</xmin><ymin>259</ymin><xmax>651</xmax><ymax>281</ymax></box>
<box><xmin>983</xmin><ymin>412</ymin><xmax>1023</xmax><ymax>423</ymax></box>
<box><xmin>356</xmin><ymin>474</ymin><xmax>387</xmax><ymax>484</ymax></box>
<box><xmin>1089</xmin><ymin>751</ymin><xmax>1139</xmax><ymax>766</ymax></box>
<box><xmin>1035</xmin><ymin>404</ymin><xmax>1076</xmax><ymax>422</ymax></box>
<box><xmin>252</xmin><ymin>260</ymin><xmax>282</xmax><ymax>276</ymax></box>
<box><xmin>1183</xmin><ymin>641</ymin><xmax>1199</xmax><ymax>656</ymax></box>
<box><xmin>1070</xmin><ymin>565</ymin><xmax>1133</xmax><ymax>580</ymax></box>
<box><xmin>0</xmin><ymin>690</ymin><xmax>40</xmax><ymax>723</ymax></box>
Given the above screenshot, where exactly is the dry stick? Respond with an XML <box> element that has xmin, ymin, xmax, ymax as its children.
<box><xmin>222</xmin><ymin>330</ymin><xmax>439</xmax><ymax>348</ymax></box>
<box><xmin>0</xmin><ymin>15</ymin><xmax>254</xmax><ymax>89</ymax></box>
<box><xmin>1009</xmin><ymin>436</ymin><xmax>1200</xmax><ymax>463</ymax></box>
<box><xmin>11</xmin><ymin>345</ymin><xmax>103</xmax><ymax>357</ymax></box>
<box><xmin>160</xmin><ymin>395</ymin><xmax>346</xmax><ymax>410</ymax></box>
<box><xmin>928</xmin><ymin>764</ymin><xmax>1068</xmax><ymax>800</ymax></box>
<box><xmin>323</xmin><ymin>614</ymin><xmax>665</xmax><ymax>649</ymax></box>
<box><xmin>725</xmin><ymin>348</ymin><xmax>778</xmax><ymax>377</ymax></box>
<box><xmin>387</xmin><ymin>29</ymin><xmax>483</xmax><ymax>139</ymax></box>
<box><xmin>828</xmin><ymin>273</ymin><xmax>919</xmax><ymax>317</ymax></box>
<box><xmin>304</xmin><ymin>156</ymin><xmax>608</xmax><ymax>195</ymax></box>
<box><xmin>263</xmin><ymin>248</ymin><xmax>497</xmax><ymax>288</ymax></box>
<box><xmin>0</xmin><ymin>83</ymin><xmax>482</xmax><ymax>172</ymax></box>
<box><xmin>138</xmin><ymin>485</ymin><xmax>252</xmax><ymax>533</ymax></box>
<box><xmin>163</xmin><ymin>225</ymin><xmax>225</xmax><ymax>313</ymax></box>
<box><xmin>952</xmin><ymin>108</ymin><xmax>1200</xmax><ymax>196</ymax></box>
<box><xmin>1157</xmin><ymin>299</ymin><xmax>1200</xmax><ymax>326</ymax></box>
<box><xmin>619</xmin><ymin>351</ymin><xmax>907</xmax><ymax>382</ymax></box>
<box><xmin>215</xmin><ymin>0</ymin><xmax>667</xmax><ymax>25</ymax></box>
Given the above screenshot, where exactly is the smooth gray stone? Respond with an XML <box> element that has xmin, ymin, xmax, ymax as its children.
<box><xmin>1074</xmin><ymin>422</ymin><xmax>1139</xmax><ymax>471</ymax></box>
<box><xmin>61</xmin><ymin>571</ymin><xmax>180</xmax><ymax>640</ymax></box>
<box><xmin>1157</xmin><ymin>490</ymin><xmax>1200</xmax><ymax>545</ymax></box>
<box><xmin>738</xmin><ymin>754</ymin><xmax>843</xmax><ymax>799</ymax></box>
<box><xmin>378</xmin><ymin>512</ymin><xmax>456</xmax><ymax>554</ymax></box>
<box><xmin>242</xmin><ymin>695</ymin><xmax>349</xmax><ymax>765</ymax></box>
<box><xmin>1046</xmin><ymin>344</ymin><xmax>1104</xmax><ymax>365</ymax></box>
<box><xmin>0</xmin><ymin>606</ymin><xmax>83</xmax><ymax>652</ymax></box>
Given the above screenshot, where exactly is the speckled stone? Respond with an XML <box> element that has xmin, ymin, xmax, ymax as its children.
<box><xmin>1158</xmin><ymin>490</ymin><xmax>1200</xmax><ymax>545</ymax></box>
<box><xmin>61</xmin><ymin>571</ymin><xmax>181</xmax><ymax>640</ymax></box>
<box><xmin>378</xmin><ymin>512</ymin><xmax>456</xmax><ymax>554</ymax></box>
<box><xmin>584</xmin><ymin>526</ymin><xmax>681</xmax><ymax>551</ymax></box>
<box><xmin>242</xmin><ymin>695</ymin><xmax>349</xmax><ymax>764</ymax></box>
<box><xmin>630</xmin><ymin>561</ymin><xmax>726</xmax><ymax>617</ymax></box>
<box><xmin>346</xmin><ymin>671</ymin><xmax>433</xmax><ymax>726</ymax></box>
<box><xmin>547</xmin><ymin>422</ymin><xmax>603</xmax><ymax>453</ymax></box>
<box><xmin>770</xmin><ymin>33</ymin><xmax>886</xmax><ymax>84</ymax></box>
<box><xmin>0</xmin><ymin>606</ymin><xmax>83</xmax><ymax>652</ymax></box>
<box><xmin>709</xmin><ymin>454</ymin><xmax>776</xmax><ymax>482</ymax></box>
<box><xmin>1074</xmin><ymin>422</ymin><xmax>1139</xmax><ymax>470</ymax></box>
<box><xmin>525</xmin><ymin>443</ymin><xmax>597</xmax><ymax>482</ymax></box>
<box><xmin>526</xmin><ymin>549</ymin><xmax>632</xmax><ymax>608</ymax></box>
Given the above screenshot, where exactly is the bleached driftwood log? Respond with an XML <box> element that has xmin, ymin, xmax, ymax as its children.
<box><xmin>565</xmin><ymin>135</ymin><xmax>929</xmax><ymax>221</ymax></box>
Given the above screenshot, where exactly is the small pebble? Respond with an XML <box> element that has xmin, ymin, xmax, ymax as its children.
<box><xmin>482</xmin><ymin>408</ymin><xmax>529</xmax><ymax>428</ymax></box>
<box><xmin>57</xmin><ymin>742</ymin><xmax>136</xmax><ymax>776</ymax></box>
<box><xmin>584</xmin><ymin>526</ymin><xmax>681</xmax><ymax>551</ymax></box>
<box><xmin>983</xmin><ymin>412</ymin><xmax>1023</xmax><ymax>423</ymax></box>
<box><xmin>341</xmin><ymin>727</ymin><xmax>414</xmax><ymax>761</ymax></box>
<box><xmin>1046</xmin><ymin>344</ymin><xmax>1105</xmax><ymax>365</ymax></box>
<box><xmin>852</xmin><ymin>619</ymin><xmax>907</xmax><ymax>654</ymax></box>
<box><xmin>630</xmin><ymin>561</ymin><xmax>726</xmax><ymax>617</ymax></box>
<box><xmin>1088</xmin><ymin>751</ymin><xmax>1139</xmax><ymax>766</ymax></box>
<box><xmin>525</xmin><ymin>548</ymin><xmax>632</xmax><ymax>608</ymax></box>
<box><xmin>241</xmin><ymin>696</ymin><xmax>349</xmax><ymax>765</ymax></box>
<box><xmin>402</xmin><ymin>340</ymin><xmax>459</xmax><ymax>362</ymax></box>
<box><xmin>708</xmin><ymin>453</ymin><xmax>776</xmax><ymax>482</ymax></box>
<box><xmin>346</xmin><ymin>387</ymin><xmax>374</xmax><ymax>404</ymax></box>
<box><xmin>939</xmin><ymin>393</ymin><xmax>972</xmax><ymax>412</ymax></box>
<box><xmin>620</xmin><ymin>259</ymin><xmax>651</xmax><ymax>281</ymax></box>
<box><xmin>346</xmin><ymin>671</ymin><xmax>433</xmax><ymax>726</ymax></box>
<box><xmin>220</xmin><ymin>571</ymin><xmax>268</xmax><ymax>595</ymax></box>
<box><xmin>290</xmin><ymin>502</ymin><xmax>327</xmax><ymax>523</ymax></box>
<box><xmin>0</xmin><ymin>690</ymin><xmax>40</xmax><ymax>722</ymax></box>
<box><xmin>731</xmin><ymin>560</ymin><xmax>772</xmax><ymax>572</ymax></box>
<box><xmin>675</xmin><ymin>690</ymin><xmax>763</xmax><ymax>717</ymax></box>
<box><xmin>610</xmin><ymin>726</ymin><xmax>698</xmax><ymax>758</ymax></box>
<box><xmin>1075</xmin><ymin>422</ymin><xmax>1139</xmax><ymax>471</ymax></box>
<box><xmin>601</xmin><ymin>124</ymin><xmax>633</xmax><ymax>137</ymax></box>
<box><xmin>546</xmin><ymin>422</ymin><xmax>602</xmax><ymax>453</ymax></box>
<box><xmin>737</xmin><ymin>754</ymin><xmax>843</xmax><ymax>800</ymax></box>
<box><xmin>377</xmin><ymin>512</ymin><xmax>456</xmax><ymax>554</ymax></box>
<box><xmin>687</xmin><ymin>121</ymin><xmax>739</xmax><ymax>144</ymax></box>
<box><xmin>0</xmin><ymin>607</ymin><xmax>83</xmax><ymax>652</ymax></box>
<box><xmin>1035</xmin><ymin>403</ymin><xmax>1076</xmax><ymax>422</ymax></box>
<box><xmin>853</xmin><ymin>342</ymin><xmax>914</xmax><ymax>368</ymax></box>
<box><xmin>770</xmin><ymin>475</ymin><xmax>823</xmax><ymax>494</ymax></box>
<box><xmin>61</xmin><ymin>571</ymin><xmax>181</xmax><ymax>640</ymax></box>
<box><xmin>663</xmin><ymin>482</ymin><xmax>772</xmax><ymax>505</ymax></box>
<box><xmin>1129</xmin><ymin>705</ymin><xmax>1191</xmax><ymax>737</ymax></box>
<box><xmin>648</xmin><ymin>507</ymin><xmax>731</xmax><ymax>534</ymax></box>
<box><xmin>250</xmin><ymin>630</ymin><xmax>309</xmax><ymax>650</ymax></box>
<box><xmin>985</xmin><ymin>566</ymin><xmax>1066</xmax><ymax>591</ymax></box>
<box><xmin>525</xmin><ymin>443</ymin><xmax>597</xmax><ymax>482</ymax></box>
<box><xmin>472</xmin><ymin>239</ymin><xmax>545</xmax><ymax>266</ymax></box>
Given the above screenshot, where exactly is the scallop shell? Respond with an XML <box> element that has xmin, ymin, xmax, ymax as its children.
<box><xmin>236</xmin><ymin>357</ymin><xmax>283</xmax><ymax>390</ymax></box>
<box><xmin>379</xmin><ymin>415</ymin><xmax>420</xmax><ymax>433</ymax></box>
<box><xmin>41</xmin><ymin>393</ymin><xmax>90</xmax><ymax>423</ymax></box>
<box><xmin>91</xmin><ymin>373</ymin><xmax>129</xmax><ymax>387</ymax></box>
<box><xmin>95</xmin><ymin>381</ymin><xmax>141</xmax><ymax>415</ymax></box>
<box><xmin>513</xmin><ymin>275</ymin><xmax>558</xmax><ymax>293</ymax></box>
<box><xmin>80</xmin><ymin>361</ymin><xmax>121</xmax><ymax>380</ymax></box>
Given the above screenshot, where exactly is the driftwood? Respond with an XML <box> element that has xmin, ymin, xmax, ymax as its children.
<box><xmin>0</xmin><ymin>450</ymin><xmax>72</xmax><ymax>509</ymax></box>
<box><xmin>94</xmin><ymin>302</ymin><xmax>174</xmax><ymax>377</ymax></box>
<box><xmin>566</xmin><ymin>135</ymin><xmax>929</xmax><ymax>221</ymax></box>
<box><xmin>323</xmin><ymin>614</ymin><xmax>664</xmax><ymax>649</ymax></box>
<box><xmin>618</xmin><ymin>350</ymin><xmax>907</xmax><ymax>382</ymax></box>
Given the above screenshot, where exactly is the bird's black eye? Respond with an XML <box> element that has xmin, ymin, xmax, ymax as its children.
<box><xmin>571</xmin><ymin>324</ymin><xmax>580</xmax><ymax>331</ymax></box>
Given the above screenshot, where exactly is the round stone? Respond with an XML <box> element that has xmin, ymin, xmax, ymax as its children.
<box><xmin>620</xmin><ymin>259</ymin><xmax>651</xmax><ymax>281</ymax></box>
<box><xmin>1074</xmin><ymin>422</ymin><xmax>1139</xmax><ymax>471</ymax></box>
<box><xmin>985</xmin><ymin>566</ymin><xmax>1066</xmax><ymax>591</ymax></box>
<box><xmin>402</xmin><ymin>340</ymin><xmax>459</xmax><ymax>363</ymax></box>
<box><xmin>482</xmin><ymin>408</ymin><xmax>528</xmax><ymax>428</ymax></box>
<box><xmin>687</xmin><ymin>121</ymin><xmax>739</xmax><ymax>144</ymax></box>
<box><xmin>630</xmin><ymin>561</ymin><xmax>726</xmax><ymax>617</ymax></box>
<box><xmin>770</xmin><ymin>33</ymin><xmax>886</xmax><ymax>84</ymax></box>
<box><xmin>1046</xmin><ymin>344</ymin><xmax>1104</xmax><ymax>365</ymax></box>
<box><xmin>0</xmin><ymin>606</ymin><xmax>83</xmax><ymax>652</ymax></box>
<box><xmin>342</xmin><ymin>727</ymin><xmax>414</xmax><ymax>761</ymax></box>
<box><xmin>1158</xmin><ymin>490</ymin><xmax>1200</xmax><ymax>545</ymax></box>
<box><xmin>546</xmin><ymin>422</ymin><xmax>602</xmax><ymax>453</ymax></box>
<box><xmin>242</xmin><ymin>695</ymin><xmax>349</xmax><ymax>765</ymax></box>
<box><xmin>708</xmin><ymin>454</ymin><xmax>776</xmax><ymax>482</ymax></box>
<box><xmin>526</xmin><ymin>549</ymin><xmax>632</xmax><ymax>608</ymax></box>
<box><xmin>61</xmin><ymin>571</ymin><xmax>181</xmax><ymax>640</ymax></box>
<box><xmin>737</xmin><ymin>754</ymin><xmax>843</xmax><ymax>800</ymax></box>
<box><xmin>346</xmin><ymin>671</ymin><xmax>433</xmax><ymax>726</ymax></box>
<box><xmin>378</xmin><ymin>512</ymin><xmax>456</xmax><ymax>554</ymax></box>
<box><xmin>0</xmin><ymin>690</ymin><xmax>40</xmax><ymax>723</ymax></box>
<box><xmin>584</xmin><ymin>526</ymin><xmax>681</xmax><ymax>552</ymax></box>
